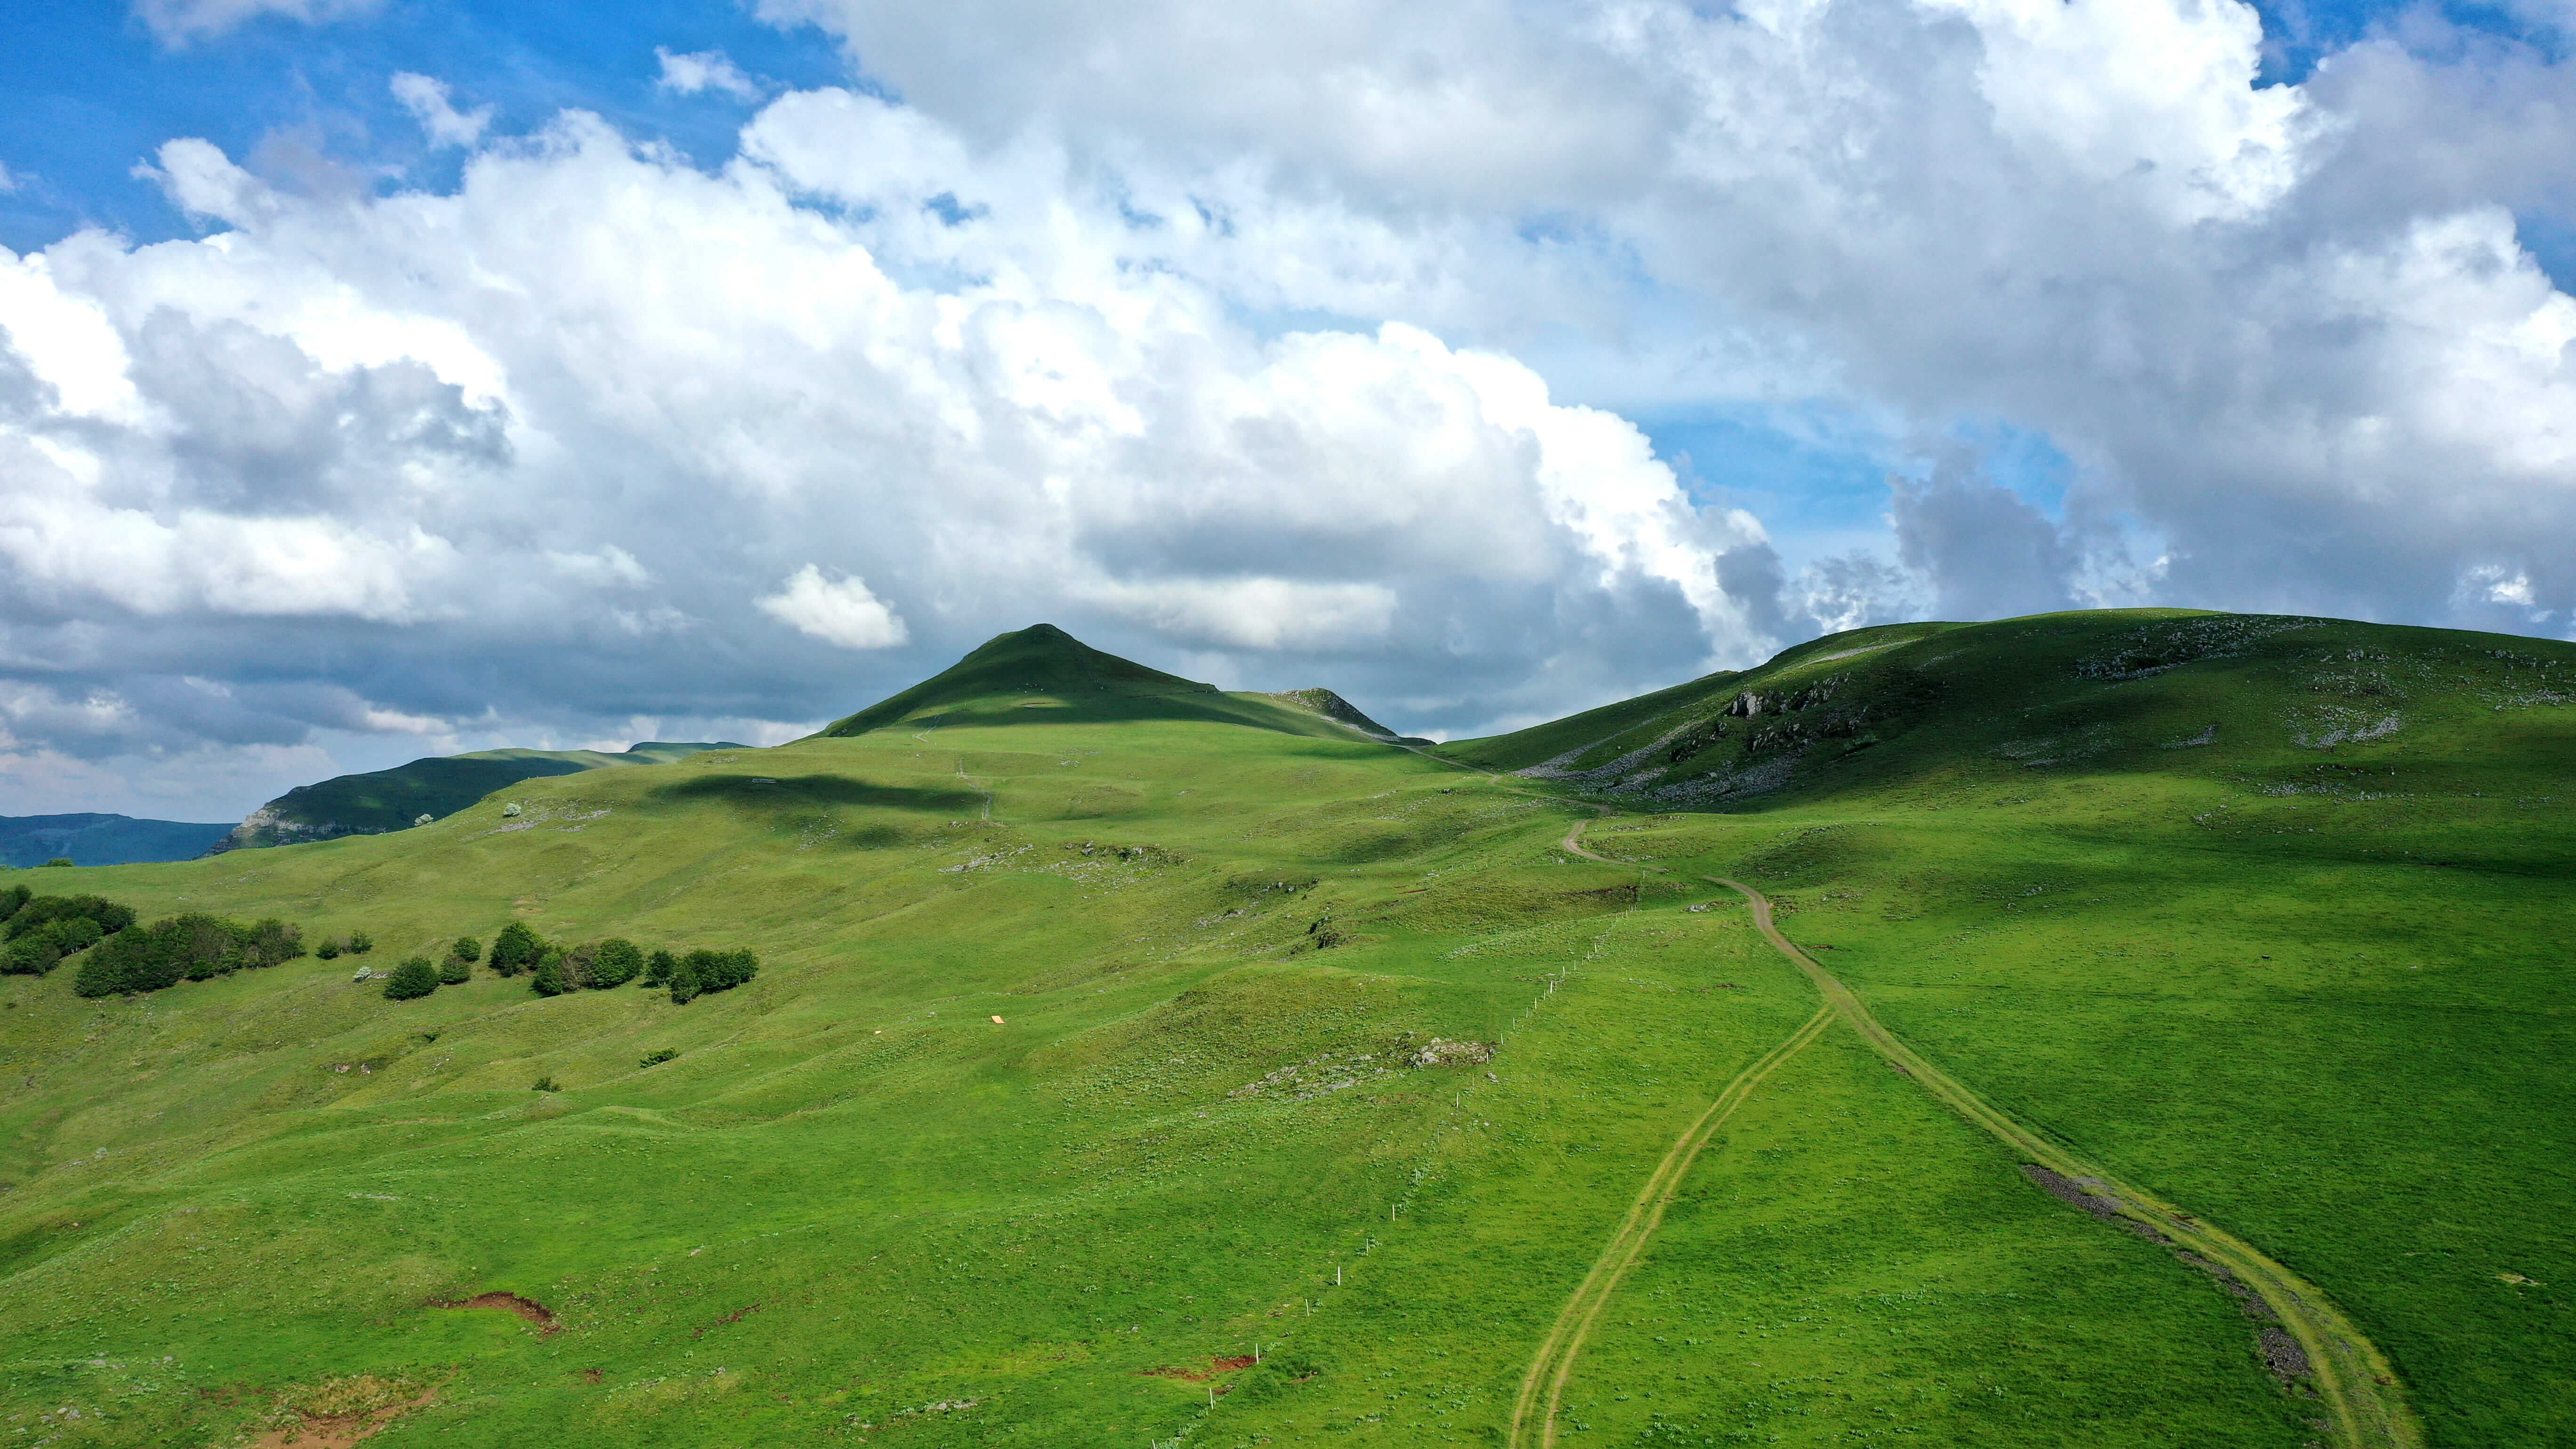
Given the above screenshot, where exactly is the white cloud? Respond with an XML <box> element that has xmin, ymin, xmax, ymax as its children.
<box><xmin>392</xmin><ymin>73</ymin><xmax>495</xmax><ymax>149</ymax></box>
<box><xmin>656</xmin><ymin>47</ymin><xmax>763</xmax><ymax>101</ymax></box>
<box><xmin>130</xmin><ymin>0</ymin><xmax>378</xmax><ymax>46</ymax></box>
<box><xmin>758</xmin><ymin>566</ymin><xmax>910</xmax><ymax>649</ymax></box>
<box><xmin>1082</xmin><ymin>578</ymin><xmax>1399</xmax><ymax>651</ymax></box>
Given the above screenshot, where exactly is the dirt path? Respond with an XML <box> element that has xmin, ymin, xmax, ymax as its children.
<box><xmin>1505</xmin><ymin>1002</ymin><xmax>1833</xmax><ymax>1449</ymax></box>
<box><xmin>1530</xmin><ymin>821</ymin><xmax>2420</xmax><ymax>1449</ymax></box>
<box><xmin>1504</xmin><ymin>821</ymin><xmax>1828</xmax><ymax>1449</ymax></box>
<box><xmin>1709</xmin><ymin>874</ymin><xmax>2421</xmax><ymax>1449</ymax></box>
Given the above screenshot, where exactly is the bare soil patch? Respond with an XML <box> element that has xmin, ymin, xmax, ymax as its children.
<box><xmin>431</xmin><ymin>1290</ymin><xmax>559</xmax><ymax>1334</ymax></box>
<box><xmin>1140</xmin><ymin>1354</ymin><xmax>1258</xmax><ymax>1382</ymax></box>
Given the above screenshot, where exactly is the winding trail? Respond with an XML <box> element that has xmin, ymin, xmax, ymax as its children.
<box><xmin>1518</xmin><ymin>821</ymin><xmax>2421</xmax><ymax>1449</ymax></box>
<box><xmin>1505</xmin><ymin>1003</ymin><xmax>1833</xmax><ymax>1449</ymax></box>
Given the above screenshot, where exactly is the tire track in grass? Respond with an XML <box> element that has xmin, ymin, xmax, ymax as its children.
<box><xmin>1711</xmin><ymin>873</ymin><xmax>2423</xmax><ymax>1449</ymax></box>
<box><xmin>1506</xmin><ymin>820</ymin><xmax>1835</xmax><ymax>1448</ymax></box>
<box><xmin>1539</xmin><ymin>821</ymin><xmax>2419</xmax><ymax>1449</ymax></box>
<box><xmin>1506</xmin><ymin>1005</ymin><xmax>1833</xmax><ymax>1449</ymax></box>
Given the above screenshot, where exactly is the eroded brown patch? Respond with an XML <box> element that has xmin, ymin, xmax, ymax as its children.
<box><xmin>1139</xmin><ymin>1354</ymin><xmax>1258</xmax><ymax>1382</ymax></box>
<box><xmin>431</xmin><ymin>1290</ymin><xmax>560</xmax><ymax>1334</ymax></box>
<box><xmin>693</xmin><ymin>1302</ymin><xmax>762</xmax><ymax>1338</ymax></box>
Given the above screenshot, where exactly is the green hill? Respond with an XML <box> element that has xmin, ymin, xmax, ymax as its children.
<box><xmin>0</xmin><ymin>813</ymin><xmax>234</xmax><ymax>867</ymax></box>
<box><xmin>816</xmin><ymin>621</ymin><xmax>1395</xmax><ymax>742</ymax></box>
<box><xmin>0</xmin><ymin>612</ymin><xmax>2569</xmax><ymax>1448</ymax></box>
<box><xmin>209</xmin><ymin>741</ymin><xmax>745</xmax><ymax>853</ymax></box>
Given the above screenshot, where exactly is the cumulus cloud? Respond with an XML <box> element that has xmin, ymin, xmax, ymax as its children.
<box><xmin>761</xmin><ymin>0</ymin><xmax>2576</xmax><ymax>635</ymax></box>
<box><xmin>1889</xmin><ymin>455</ymin><xmax>2078</xmax><ymax>621</ymax></box>
<box><xmin>758</xmin><ymin>566</ymin><xmax>909</xmax><ymax>650</ymax></box>
<box><xmin>392</xmin><ymin>73</ymin><xmax>495</xmax><ymax>148</ymax></box>
<box><xmin>131</xmin><ymin>0</ymin><xmax>378</xmax><ymax>46</ymax></box>
<box><xmin>656</xmin><ymin>47</ymin><xmax>763</xmax><ymax>100</ymax></box>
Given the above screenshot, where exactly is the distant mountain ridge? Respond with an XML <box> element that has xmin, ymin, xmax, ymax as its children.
<box><xmin>0</xmin><ymin>813</ymin><xmax>235</xmax><ymax>868</ymax></box>
<box><xmin>209</xmin><ymin>741</ymin><xmax>744</xmax><ymax>854</ymax></box>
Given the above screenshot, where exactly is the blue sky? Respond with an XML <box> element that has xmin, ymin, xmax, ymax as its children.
<box><xmin>0</xmin><ymin>1</ymin><xmax>837</xmax><ymax>253</ymax></box>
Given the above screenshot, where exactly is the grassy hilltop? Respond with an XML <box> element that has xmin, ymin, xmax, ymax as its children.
<box><xmin>0</xmin><ymin>615</ymin><xmax>2569</xmax><ymax>1448</ymax></box>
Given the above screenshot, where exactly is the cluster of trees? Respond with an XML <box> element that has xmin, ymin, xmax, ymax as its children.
<box><xmin>646</xmin><ymin>947</ymin><xmax>758</xmax><ymax>1005</ymax></box>
<box><xmin>3</xmin><ymin>888</ymin><xmax>137</xmax><ymax>976</ymax></box>
<box><xmin>314</xmin><ymin>933</ymin><xmax>374</xmax><ymax>960</ymax></box>
<box><xmin>384</xmin><ymin>935</ymin><xmax>482</xmax><ymax>999</ymax></box>
<box><xmin>379</xmin><ymin>919</ymin><xmax>757</xmax><ymax>1006</ymax></box>
<box><xmin>74</xmin><ymin>912</ymin><xmax>305</xmax><ymax>997</ymax></box>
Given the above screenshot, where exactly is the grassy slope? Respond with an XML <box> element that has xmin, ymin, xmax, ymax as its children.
<box><xmin>0</xmin><ymin>612</ymin><xmax>2565</xmax><ymax>1446</ymax></box>
<box><xmin>1514</xmin><ymin>610</ymin><xmax>2576</xmax><ymax>1447</ymax></box>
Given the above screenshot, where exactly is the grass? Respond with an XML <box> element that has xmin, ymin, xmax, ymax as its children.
<box><xmin>0</xmin><ymin>612</ymin><xmax>2567</xmax><ymax>1446</ymax></box>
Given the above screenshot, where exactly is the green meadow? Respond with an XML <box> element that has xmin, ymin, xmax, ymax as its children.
<box><xmin>0</xmin><ymin>613</ymin><xmax>2567</xmax><ymax>1447</ymax></box>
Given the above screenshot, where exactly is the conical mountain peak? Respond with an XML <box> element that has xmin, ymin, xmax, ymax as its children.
<box><xmin>817</xmin><ymin>624</ymin><xmax>1219</xmax><ymax>737</ymax></box>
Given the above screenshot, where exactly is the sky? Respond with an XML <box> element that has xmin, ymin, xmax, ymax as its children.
<box><xmin>0</xmin><ymin>0</ymin><xmax>2572</xmax><ymax>822</ymax></box>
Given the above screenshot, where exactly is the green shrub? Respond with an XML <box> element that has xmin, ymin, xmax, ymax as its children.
<box><xmin>530</xmin><ymin>949</ymin><xmax>569</xmax><ymax>997</ymax></box>
<box><xmin>47</xmin><ymin>917</ymin><xmax>105</xmax><ymax>953</ymax></box>
<box><xmin>0</xmin><ymin>884</ymin><xmax>28</xmax><ymax>922</ymax></box>
<box><xmin>6</xmin><ymin>894</ymin><xmax>136</xmax><ymax>942</ymax></box>
<box><xmin>40</xmin><ymin>857</ymin><xmax>72</xmax><ymax>868</ymax></box>
<box><xmin>489</xmin><ymin>921</ymin><xmax>543</xmax><ymax>976</ymax></box>
<box><xmin>3</xmin><ymin>937</ymin><xmax>61</xmax><ymax>976</ymax></box>
<box><xmin>75</xmin><ymin>913</ymin><xmax>306</xmax><ymax>997</ymax></box>
<box><xmin>383</xmin><ymin>958</ymin><xmax>439</xmax><ymax>1000</ymax></box>
<box><xmin>668</xmin><ymin>948</ymin><xmax>757</xmax><ymax>1005</ymax></box>
<box><xmin>588</xmin><ymin>937</ymin><xmax>644</xmax><ymax>988</ymax></box>
<box><xmin>638</xmin><ymin>1048</ymin><xmax>678</xmax><ymax>1068</ymax></box>
<box><xmin>346</xmin><ymin>931</ymin><xmax>373</xmax><ymax>955</ymax></box>
<box><xmin>643</xmin><ymin>949</ymin><xmax>676</xmax><ymax>986</ymax></box>
<box><xmin>531</xmin><ymin>1076</ymin><xmax>560</xmax><ymax>1093</ymax></box>
<box><xmin>451</xmin><ymin>936</ymin><xmax>482</xmax><ymax>963</ymax></box>
<box><xmin>315</xmin><ymin>937</ymin><xmax>341</xmax><ymax>960</ymax></box>
<box><xmin>436</xmin><ymin>956</ymin><xmax>471</xmax><ymax>985</ymax></box>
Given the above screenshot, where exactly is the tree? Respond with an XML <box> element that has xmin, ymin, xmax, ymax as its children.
<box><xmin>671</xmin><ymin>948</ymin><xmax>757</xmax><ymax>1003</ymax></box>
<box><xmin>347</xmin><ymin>931</ymin><xmax>374</xmax><ymax>955</ymax></box>
<box><xmin>452</xmin><ymin>936</ymin><xmax>482</xmax><ymax>963</ymax></box>
<box><xmin>437</xmin><ymin>956</ymin><xmax>471</xmax><ymax>985</ymax></box>
<box><xmin>588</xmin><ymin>938</ymin><xmax>644</xmax><ymax>988</ymax></box>
<box><xmin>489</xmin><ymin>921</ymin><xmax>543</xmax><ymax>976</ymax></box>
<box><xmin>316</xmin><ymin>937</ymin><xmax>341</xmax><ymax>960</ymax></box>
<box><xmin>0</xmin><ymin>884</ymin><xmax>28</xmax><ymax>922</ymax></box>
<box><xmin>384</xmin><ymin>958</ymin><xmax>439</xmax><ymax>1000</ymax></box>
<box><xmin>643</xmin><ymin>949</ymin><xmax>676</xmax><ymax>987</ymax></box>
<box><xmin>3</xmin><ymin>937</ymin><xmax>60</xmax><ymax>976</ymax></box>
<box><xmin>530</xmin><ymin>949</ymin><xmax>569</xmax><ymax>997</ymax></box>
<box><xmin>40</xmin><ymin>858</ymin><xmax>72</xmax><ymax>868</ymax></box>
